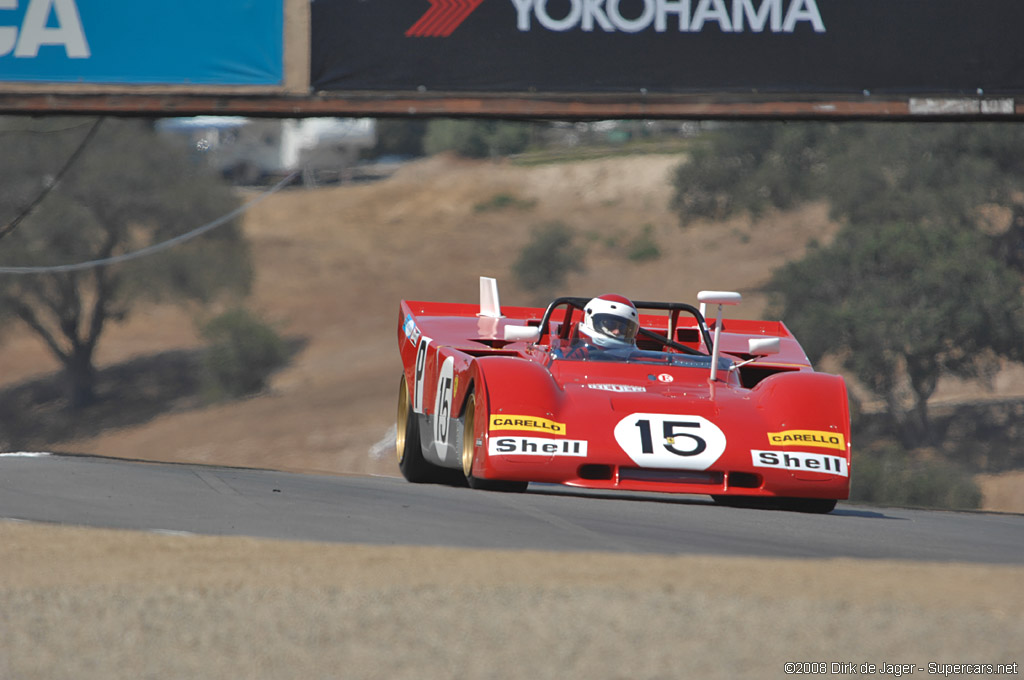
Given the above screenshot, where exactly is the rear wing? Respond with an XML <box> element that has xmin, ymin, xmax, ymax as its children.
<box><xmin>402</xmin><ymin>277</ymin><xmax>812</xmax><ymax>373</ymax></box>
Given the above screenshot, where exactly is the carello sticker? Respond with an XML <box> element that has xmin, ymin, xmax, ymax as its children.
<box><xmin>490</xmin><ymin>415</ymin><xmax>566</xmax><ymax>436</ymax></box>
<box><xmin>767</xmin><ymin>429</ymin><xmax>845</xmax><ymax>452</ymax></box>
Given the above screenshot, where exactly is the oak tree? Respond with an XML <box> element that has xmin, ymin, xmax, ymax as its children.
<box><xmin>0</xmin><ymin>117</ymin><xmax>251</xmax><ymax>407</ymax></box>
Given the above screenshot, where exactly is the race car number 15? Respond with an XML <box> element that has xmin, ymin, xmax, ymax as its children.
<box><xmin>614</xmin><ymin>413</ymin><xmax>726</xmax><ymax>470</ymax></box>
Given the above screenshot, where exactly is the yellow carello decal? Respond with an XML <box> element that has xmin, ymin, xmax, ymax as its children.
<box><xmin>767</xmin><ymin>429</ymin><xmax>846</xmax><ymax>451</ymax></box>
<box><xmin>490</xmin><ymin>415</ymin><xmax>567</xmax><ymax>436</ymax></box>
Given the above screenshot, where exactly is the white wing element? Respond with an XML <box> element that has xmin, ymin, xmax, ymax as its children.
<box><xmin>696</xmin><ymin>291</ymin><xmax>742</xmax><ymax>305</ymax></box>
<box><xmin>479</xmin><ymin>276</ymin><xmax>503</xmax><ymax>318</ymax></box>
<box><xmin>697</xmin><ymin>290</ymin><xmax>742</xmax><ymax>383</ymax></box>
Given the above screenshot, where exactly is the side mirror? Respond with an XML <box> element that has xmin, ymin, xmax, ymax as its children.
<box><xmin>504</xmin><ymin>325</ymin><xmax>541</xmax><ymax>343</ymax></box>
<box><xmin>729</xmin><ymin>336</ymin><xmax>783</xmax><ymax>375</ymax></box>
<box><xmin>748</xmin><ymin>337</ymin><xmax>781</xmax><ymax>356</ymax></box>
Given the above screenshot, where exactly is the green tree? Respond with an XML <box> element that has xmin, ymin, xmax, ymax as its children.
<box><xmin>0</xmin><ymin>117</ymin><xmax>251</xmax><ymax>408</ymax></box>
<box><xmin>821</xmin><ymin>124</ymin><xmax>1024</xmax><ymax>229</ymax></box>
<box><xmin>769</xmin><ymin>219</ymin><xmax>1024</xmax><ymax>446</ymax></box>
<box><xmin>672</xmin><ymin>122</ymin><xmax>1024</xmax><ymax>446</ymax></box>
<box><xmin>512</xmin><ymin>221</ymin><xmax>584</xmax><ymax>296</ymax></box>
<box><xmin>850</xmin><ymin>444</ymin><xmax>982</xmax><ymax>509</ymax></box>
<box><xmin>670</xmin><ymin>122</ymin><xmax>834</xmax><ymax>224</ymax></box>
<box><xmin>423</xmin><ymin>119</ymin><xmax>532</xmax><ymax>158</ymax></box>
<box><xmin>670</xmin><ymin>123</ymin><xmax>1024</xmax><ymax>231</ymax></box>
<box><xmin>625</xmin><ymin>224</ymin><xmax>661</xmax><ymax>262</ymax></box>
<box><xmin>363</xmin><ymin>119</ymin><xmax>427</xmax><ymax>159</ymax></box>
<box><xmin>201</xmin><ymin>308</ymin><xmax>288</xmax><ymax>398</ymax></box>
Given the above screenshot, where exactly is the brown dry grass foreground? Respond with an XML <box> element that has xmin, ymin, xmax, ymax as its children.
<box><xmin>1</xmin><ymin>154</ymin><xmax>1023</xmax><ymax>679</ymax></box>
<box><xmin>1</xmin><ymin>521</ymin><xmax>1022</xmax><ymax>680</ymax></box>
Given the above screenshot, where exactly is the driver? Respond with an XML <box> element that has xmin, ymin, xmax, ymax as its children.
<box><xmin>578</xmin><ymin>294</ymin><xmax>639</xmax><ymax>349</ymax></box>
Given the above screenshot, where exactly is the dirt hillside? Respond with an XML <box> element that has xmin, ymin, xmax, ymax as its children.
<box><xmin>2</xmin><ymin>153</ymin><xmax>1022</xmax><ymax>510</ymax></box>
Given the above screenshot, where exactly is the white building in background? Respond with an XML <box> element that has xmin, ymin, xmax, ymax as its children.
<box><xmin>157</xmin><ymin>117</ymin><xmax>377</xmax><ymax>186</ymax></box>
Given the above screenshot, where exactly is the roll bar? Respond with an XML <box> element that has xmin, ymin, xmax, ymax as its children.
<box><xmin>525</xmin><ymin>296</ymin><xmax>715</xmax><ymax>356</ymax></box>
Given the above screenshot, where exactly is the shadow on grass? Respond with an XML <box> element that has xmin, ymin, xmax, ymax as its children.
<box><xmin>0</xmin><ymin>338</ymin><xmax>307</xmax><ymax>451</ymax></box>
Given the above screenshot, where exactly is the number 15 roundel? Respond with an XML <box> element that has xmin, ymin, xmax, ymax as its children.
<box><xmin>614</xmin><ymin>413</ymin><xmax>726</xmax><ymax>470</ymax></box>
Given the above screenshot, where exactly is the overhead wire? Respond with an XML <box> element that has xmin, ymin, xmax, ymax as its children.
<box><xmin>0</xmin><ymin>120</ymin><xmax>100</xmax><ymax>136</ymax></box>
<box><xmin>0</xmin><ymin>171</ymin><xmax>300</xmax><ymax>275</ymax></box>
<box><xmin>0</xmin><ymin>117</ymin><xmax>105</xmax><ymax>243</ymax></box>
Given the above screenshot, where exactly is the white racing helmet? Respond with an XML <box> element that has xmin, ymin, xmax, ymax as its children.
<box><xmin>580</xmin><ymin>294</ymin><xmax>639</xmax><ymax>349</ymax></box>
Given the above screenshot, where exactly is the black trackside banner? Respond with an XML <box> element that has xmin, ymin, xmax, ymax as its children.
<box><xmin>310</xmin><ymin>0</ymin><xmax>1024</xmax><ymax>96</ymax></box>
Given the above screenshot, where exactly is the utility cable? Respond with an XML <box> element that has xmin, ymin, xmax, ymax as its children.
<box><xmin>0</xmin><ymin>120</ymin><xmax>98</xmax><ymax>136</ymax></box>
<box><xmin>0</xmin><ymin>171</ymin><xmax>299</xmax><ymax>275</ymax></box>
<box><xmin>0</xmin><ymin>117</ymin><xmax>105</xmax><ymax>243</ymax></box>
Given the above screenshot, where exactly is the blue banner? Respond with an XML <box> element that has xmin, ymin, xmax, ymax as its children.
<box><xmin>0</xmin><ymin>0</ymin><xmax>283</xmax><ymax>85</ymax></box>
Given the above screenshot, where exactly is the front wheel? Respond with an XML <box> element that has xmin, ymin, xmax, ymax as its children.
<box><xmin>461</xmin><ymin>392</ymin><xmax>528</xmax><ymax>493</ymax></box>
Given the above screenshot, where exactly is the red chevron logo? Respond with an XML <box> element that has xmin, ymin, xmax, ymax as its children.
<box><xmin>406</xmin><ymin>0</ymin><xmax>486</xmax><ymax>37</ymax></box>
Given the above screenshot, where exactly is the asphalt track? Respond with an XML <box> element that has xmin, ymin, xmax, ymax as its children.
<box><xmin>1</xmin><ymin>453</ymin><xmax>1021</xmax><ymax>564</ymax></box>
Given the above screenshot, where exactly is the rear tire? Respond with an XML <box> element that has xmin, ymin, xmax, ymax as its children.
<box><xmin>397</xmin><ymin>374</ymin><xmax>464</xmax><ymax>485</ymax></box>
<box><xmin>461</xmin><ymin>392</ymin><xmax>528</xmax><ymax>493</ymax></box>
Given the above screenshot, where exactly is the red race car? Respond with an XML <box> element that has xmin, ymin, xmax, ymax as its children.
<box><xmin>396</xmin><ymin>277</ymin><xmax>850</xmax><ymax>513</ymax></box>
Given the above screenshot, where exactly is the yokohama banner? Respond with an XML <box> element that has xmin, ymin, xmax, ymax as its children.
<box><xmin>310</xmin><ymin>0</ymin><xmax>1024</xmax><ymax>96</ymax></box>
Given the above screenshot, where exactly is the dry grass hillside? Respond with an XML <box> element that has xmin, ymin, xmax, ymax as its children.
<box><xmin>2</xmin><ymin>152</ymin><xmax>1022</xmax><ymax>510</ymax></box>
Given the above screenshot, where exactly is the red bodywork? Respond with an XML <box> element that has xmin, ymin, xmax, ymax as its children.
<box><xmin>397</xmin><ymin>295</ymin><xmax>851</xmax><ymax>505</ymax></box>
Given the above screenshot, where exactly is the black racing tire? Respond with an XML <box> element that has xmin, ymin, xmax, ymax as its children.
<box><xmin>461</xmin><ymin>392</ymin><xmax>528</xmax><ymax>493</ymax></box>
<box><xmin>397</xmin><ymin>374</ymin><xmax>465</xmax><ymax>485</ymax></box>
<box><xmin>778</xmin><ymin>497</ymin><xmax>838</xmax><ymax>514</ymax></box>
<box><xmin>711</xmin><ymin>495</ymin><xmax>766</xmax><ymax>509</ymax></box>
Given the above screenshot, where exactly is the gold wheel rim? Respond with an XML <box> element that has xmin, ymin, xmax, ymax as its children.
<box><xmin>396</xmin><ymin>375</ymin><xmax>409</xmax><ymax>464</ymax></box>
<box><xmin>461</xmin><ymin>394</ymin><xmax>476</xmax><ymax>478</ymax></box>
